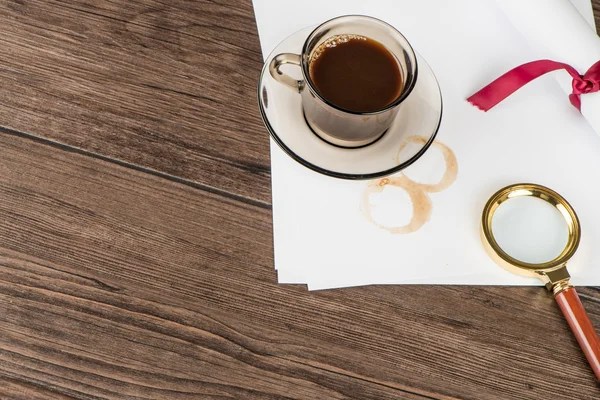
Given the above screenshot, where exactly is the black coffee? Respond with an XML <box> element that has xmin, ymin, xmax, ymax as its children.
<box><xmin>309</xmin><ymin>35</ymin><xmax>403</xmax><ymax>113</ymax></box>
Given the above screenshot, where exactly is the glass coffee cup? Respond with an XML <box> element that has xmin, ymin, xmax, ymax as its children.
<box><xmin>269</xmin><ymin>15</ymin><xmax>418</xmax><ymax>148</ymax></box>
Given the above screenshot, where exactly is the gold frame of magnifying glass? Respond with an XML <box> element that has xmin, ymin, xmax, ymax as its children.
<box><xmin>481</xmin><ymin>183</ymin><xmax>581</xmax><ymax>295</ymax></box>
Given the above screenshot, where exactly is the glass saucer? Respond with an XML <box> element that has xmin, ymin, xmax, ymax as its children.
<box><xmin>258</xmin><ymin>26</ymin><xmax>443</xmax><ymax>179</ymax></box>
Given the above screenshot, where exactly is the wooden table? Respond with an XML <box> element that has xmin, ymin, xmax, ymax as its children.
<box><xmin>1</xmin><ymin>1</ymin><xmax>599</xmax><ymax>399</ymax></box>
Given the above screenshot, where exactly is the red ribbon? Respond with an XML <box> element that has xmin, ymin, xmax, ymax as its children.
<box><xmin>468</xmin><ymin>59</ymin><xmax>600</xmax><ymax>112</ymax></box>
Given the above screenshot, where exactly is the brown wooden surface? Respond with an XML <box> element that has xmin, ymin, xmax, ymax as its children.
<box><xmin>0</xmin><ymin>0</ymin><xmax>270</xmax><ymax>205</ymax></box>
<box><xmin>1</xmin><ymin>1</ymin><xmax>600</xmax><ymax>399</ymax></box>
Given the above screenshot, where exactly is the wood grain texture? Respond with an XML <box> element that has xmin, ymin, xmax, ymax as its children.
<box><xmin>1</xmin><ymin>131</ymin><xmax>599</xmax><ymax>399</ymax></box>
<box><xmin>594</xmin><ymin>0</ymin><xmax>600</xmax><ymax>31</ymax></box>
<box><xmin>0</xmin><ymin>0</ymin><xmax>271</xmax><ymax>205</ymax></box>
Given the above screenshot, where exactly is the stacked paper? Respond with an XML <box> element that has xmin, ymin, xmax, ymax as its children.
<box><xmin>253</xmin><ymin>0</ymin><xmax>600</xmax><ymax>290</ymax></box>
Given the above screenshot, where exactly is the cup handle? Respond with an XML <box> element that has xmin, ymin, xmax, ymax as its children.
<box><xmin>555</xmin><ymin>287</ymin><xmax>600</xmax><ymax>380</ymax></box>
<box><xmin>269</xmin><ymin>53</ymin><xmax>304</xmax><ymax>93</ymax></box>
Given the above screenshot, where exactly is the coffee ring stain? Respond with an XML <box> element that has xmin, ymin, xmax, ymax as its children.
<box><xmin>361</xmin><ymin>136</ymin><xmax>458</xmax><ymax>234</ymax></box>
<box><xmin>361</xmin><ymin>175</ymin><xmax>433</xmax><ymax>234</ymax></box>
<box><xmin>394</xmin><ymin>136</ymin><xmax>458</xmax><ymax>192</ymax></box>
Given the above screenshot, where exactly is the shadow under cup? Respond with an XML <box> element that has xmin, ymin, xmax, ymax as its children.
<box><xmin>269</xmin><ymin>15</ymin><xmax>418</xmax><ymax>148</ymax></box>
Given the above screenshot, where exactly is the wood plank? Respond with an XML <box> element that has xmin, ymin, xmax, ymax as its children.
<box><xmin>0</xmin><ymin>0</ymin><xmax>271</xmax><ymax>205</ymax></box>
<box><xmin>1</xmin><ymin>132</ymin><xmax>599</xmax><ymax>399</ymax></box>
<box><xmin>594</xmin><ymin>0</ymin><xmax>600</xmax><ymax>31</ymax></box>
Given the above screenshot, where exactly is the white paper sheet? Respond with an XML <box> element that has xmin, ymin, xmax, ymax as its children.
<box><xmin>254</xmin><ymin>0</ymin><xmax>600</xmax><ymax>289</ymax></box>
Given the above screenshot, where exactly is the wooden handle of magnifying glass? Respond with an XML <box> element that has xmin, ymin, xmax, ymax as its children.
<box><xmin>555</xmin><ymin>287</ymin><xmax>600</xmax><ymax>380</ymax></box>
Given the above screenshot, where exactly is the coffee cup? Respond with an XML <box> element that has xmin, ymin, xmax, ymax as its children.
<box><xmin>269</xmin><ymin>15</ymin><xmax>418</xmax><ymax>148</ymax></box>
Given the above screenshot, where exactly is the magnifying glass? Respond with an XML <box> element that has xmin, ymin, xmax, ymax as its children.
<box><xmin>481</xmin><ymin>183</ymin><xmax>600</xmax><ymax>380</ymax></box>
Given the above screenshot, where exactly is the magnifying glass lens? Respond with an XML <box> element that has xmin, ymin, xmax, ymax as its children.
<box><xmin>482</xmin><ymin>184</ymin><xmax>600</xmax><ymax>380</ymax></box>
<box><xmin>491</xmin><ymin>195</ymin><xmax>569</xmax><ymax>264</ymax></box>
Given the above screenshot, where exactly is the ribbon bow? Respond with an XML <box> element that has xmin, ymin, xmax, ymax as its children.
<box><xmin>468</xmin><ymin>59</ymin><xmax>600</xmax><ymax>112</ymax></box>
